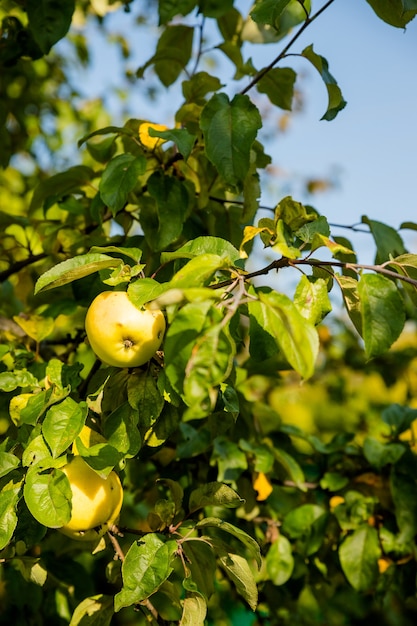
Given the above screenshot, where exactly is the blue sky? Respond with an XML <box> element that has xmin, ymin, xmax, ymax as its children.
<box><xmin>70</xmin><ymin>0</ymin><xmax>417</xmax><ymax>265</ymax></box>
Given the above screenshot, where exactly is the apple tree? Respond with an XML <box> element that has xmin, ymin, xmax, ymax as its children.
<box><xmin>2</xmin><ymin>1</ymin><xmax>417</xmax><ymax>624</ymax></box>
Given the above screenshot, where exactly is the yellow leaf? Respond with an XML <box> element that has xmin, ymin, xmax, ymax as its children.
<box><xmin>329</xmin><ymin>495</ymin><xmax>345</xmax><ymax>511</ymax></box>
<box><xmin>378</xmin><ymin>557</ymin><xmax>392</xmax><ymax>574</ymax></box>
<box><xmin>138</xmin><ymin>122</ymin><xmax>168</xmax><ymax>149</ymax></box>
<box><xmin>13</xmin><ymin>314</ymin><xmax>54</xmax><ymax>343</ymax></box>
<box><xmin>253</xmin><ymin>472</ymin><xmax>273</xmax><ymax>501</ymax></box>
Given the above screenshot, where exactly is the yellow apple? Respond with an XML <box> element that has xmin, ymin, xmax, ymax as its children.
<box><xmin>58</xmin><ymin>456</ymin><xmax>123</xmax><ymax>542</ymax></box>
<box><xmin>85</xmin><ymin>291</ymin><xmax>166</xmax><ymax>368</ymax></box>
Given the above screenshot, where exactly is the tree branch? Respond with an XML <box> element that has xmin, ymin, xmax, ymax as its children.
<box><xmin>296</xmin><ymin>258</ymin><xmax>417</xmax><ymax>288</ymax></box>
<box><xmin>240</xmin><ymin>0</ymin><xmax>337</xmax><ymax>95</ymax></box>
<box><xmin>214</xmin><ymin>255</ymin><xmax>417</xmax><ymax>291</ymax></box>
<box><xmin>0</xmin><ymin>253</ymin><xmax>47</xmax><ymax>283</ymax></box>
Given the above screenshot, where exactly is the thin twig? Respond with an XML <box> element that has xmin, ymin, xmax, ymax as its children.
<box><xmin>107</xmin><ymin>529</ymin><xmax>125</xmax><ymax>561</ymax></box>
<box><xmin>191</xmin><ymin>15</ymin><xmax>206</xmax><ymax>76</ymax></box>
<box><xmin>139</xmin><ymin>598</ymin><xmax>160</xmax><ymax>623</ymax></box>
<box><xmin>240</xmin><ymin>0</ymin><xmax>337</xmax><ymax>95</ymax></box>
<box><xmin>296</xmin><ymin>258</ymin><xmax>417</xmax><ymax>288</ymax></box>
<box><xmin>212</xmin><ymin>254</ymin><xmax>417</xmax><ymax>292</ymax></box>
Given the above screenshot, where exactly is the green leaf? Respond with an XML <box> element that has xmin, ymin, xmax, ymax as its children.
<box><xmin>143</xmin><ymin>403</ymin><xmax>180</xmax><ymax>448</ymax></box>
<box><xmin>137</xmin><ymin>25</ymin><xmax>194</xmax><ymax>86</ymax></box>
<box><xmin>301</xmin><ymin>45</ymin><xmax>347</xmax><ymax>121</ymax></box>
<box><xmin>249</xmin><ymin>289</ymin><xmax>319</xmax><ymax>379</ymax></box>
<box><xmin>189</xmin><ymin>483</ymin><xmax>244</xmax><ymax>513</ymax></box>
<box><xmin>273</xmin><ymin>447</ymin><xmax>306</xmax><ymax>491</ymax></box>
<box><xmin>24</xmin><ymin>465</ymin><xmax>71</xmax><ymax>528</ymax></box>
<box><xmin>34</xmin><ymin>253</ymin><xmax>121</xmax><ymax>294</ymax></box>
<box><xmin>77</xmin><ymin>125</ymin><xmax>135</xmax><ymax>148</ymax></box>
<box><xmin>69</xmin><ymin>594</ymin><xmax>114</xmax><ymax>626</ymax></box>
<box><xmin>276</xmin><ymin>195</ymin><xmax>315</xmax><ymax>231</ymax></box>
<box><xmin>0</xmin><ymin>485</ymin><xmax>20</xmax><ymax>550</ymax></box>
<box><xmin>358</xmin><ymin>273</ymin><xmax>405</xmax><ymax>358</ymax></box>
<box><xmin>400</xmin><ymin>220</ymin><xmax>417</xmax><ymax>231</ymax></box>
<box><xmin>199</xmin><ymin>0</ymin><xmax>234</xmax><ymax>18</ymax></box>
<box><xmin>390</xmin><ymin>461</ymin><xmax>417</xmax><ymax>543</ymax></box>
<box><xmin>114</xmin><ymin>534</ymin><xmax>178</xmax><ymax>611</ymax></box>
<box><xmin>127</xmin><ymin>278</ymin><xmax>167</xmax><ymax>309</ymax></box>
<box><xmin>265</xmin><ymin>535</ymin><xmax>294</xmax><ymax>585</ymax></box>
<box><xmin>0</xmin><ymin>452</ymin><xmax>20</xmax><ymax>479</ymax></box>
<box><xmin>212</xmin><ymin>438</ymin><xmax>248</xmax><ymax>484</ymax></box>
<box><xmin>382</xmin><ymin>404</ymin><xmax>417</xmax><ymax>436</ymax></box>
<box><xmin>182</xmin><ymin>321</ymin><xmax>236</xmax><ymax>418</ymax></box>
<box><xmin>200</xmin><ymin>93</ymin><xmax>262</xmax><ymax>188</ymax></box>
<box><xmin>161</xmin><ymin>236</ymin><xmax>240</xmax><ymax>264</ymax></box>
<box><xmin>151</xmin><ymin>287</ymin><xmax>224</xmax><ymax>309</ymax></box>
<box><xmin>239</xmin><ymin>440</ymin><xmax>274</xmax><ymax>474</ymax></box>
<box><xmin>99</xmin><ymin>154</ymin><xmax>146</xmax><ymax>215</ymax></box>
<box><xmin>27</xmin><ymin>0</ymin><xmax>75</xmax><ymax>54</ymax></box>
<box><xmin>296</xmin><ymin>215</ymin><xmax>330</xmax><ymax>243</ymax></box>
<box><xmin>30</xmin><ymin>165</ymin><xmax>94</xmax><ymax>213</ymax></box>
<box><xmin>250</xmin><ymin>0</ymin><xmax>292</xmax><ymax>25</ymax></box>
<box><xmin>256</xmin><ymin>67</ymin><xmax>296</xmax><ymax>110</ymax></box>
<box><xmin>127</xmin><ymin>370</ymin><xmax>165</xmax><ymax>434</ymax></box>
<box><xmin>247</xmin><ymin>0</ymin><xmax>311</xmax><ymax>42</ymax></box>
<box><xmin>195</xmin><ymin>517</ymin><xmax>261</xmax><ymax>568</ymax></box>
<box><xmin>73</xmin><ymin>439</ymin><xmax>123</xmax><ymax>479</ymax></box>
<box><xmin>282</xmin><ymin>504</ymin><xmax>328</xmax><ymax>555</ymax></box>
<box><xmin>339</xmin><ymin>525</ymin><xmax>381</xmax><ymax>591</ymax></box>
<box><xmin>182</xmin><ymin>71</ymin><xmax>223</xmax><ymax>104</ymax></box>
<box><xmin>22</xmin><ymin>435</ymin><xmax>52</xmax><ymax>467</ymax></box>
<box><xmin>386</xmin><ymin>253</ymin><xmax>417</xmax><ymax>305</ymax></box>
<box><xmin>293</xmin><ymin>276</ymin><xmax>332</xmax><ymax>325</ymax></box>
<box><xmin>362</xmin><ymin>216</ymin><xmax>406</xmax><ymax>263</ymax></box>
<box><xmin>42</xmin><ymin>398</ymin><xmax>87</xmax><ymax>458</ymax></box>
<box><xmin>164</xmin><ymin>299</ymin><xmax>211</xmax><ymax>394</ymax></box>
<box><xmin>365</xmin><ymin>0</ymin><xmax>417</xmax><ymax>27</ymax></box>
<box><xmin>158</xmin><ymin>0</ymin><xmax>198</xmax><ymax>24</ymax></box>
<box><xmin>102</xmin><ymin>401</ymin><xmax>141</xmax><ymax>458</ymax></box>
<box><xmin>0</xmin><ymin>370</ymin><xmax>38</xmax><ymax>392</ymax></box>
<box><xmin>86</xmin><ymin>135</ymin><xmax>117</xmax><ymax>164</ymax></box>
<box><xmin>214</xmin><ymin>543</ymin><xmax>258</xmax><ymax>611</ymax></box>
<box><xmin>89</xmin><ymin>245</ymin><xmax>143</xmax><ymax>264</ymax></box>
<box><xmin>179</xmin><ymin>592</ymin><xmax>207</xmax><ymax>626</ymax></box>
<box><xmin>271</xmin><ymin>220</ymin><xmax>301</xmax><ymax>259</ymax></box>
<box><xmin>181</xmin><ymin>540</ymin><xmax>217</xmax><ymax>600</ymax></box>
<box><xmin>170</xmin><ymin>254</ymin><xmax>230</xmax><ymax>288</ymax></box>
<box><xmin>332</xmin><ymin>490</ymin><xmax>377</xmax><ymax>531</ymax></box>
<box><xmin>363</xmin><ymin>437</ymin><xmax>405</xmax><ymax>469</ymax></box>
<box><xmin>141</xmin><ymin>171</ymin><xmax>190</xmax><ymax>251</ymax></box>
<box><xmin>148</xmin><ymin>127</ymin><xmax>196</xmax><ymax>160</ymax></box>
<box><xmin>337</xmin><ymin>275</ymin><xmax>362</xmax><ymax>335</ymax></box>
<box><xmin>319</xmin><ymin>472</ymin><xmax>349</xmax><ymax>491</ymax></box>
<box><xmin>157</xmin><ymin>479</ymin><xmax>184</xmax><ymax>515</ymax></box>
